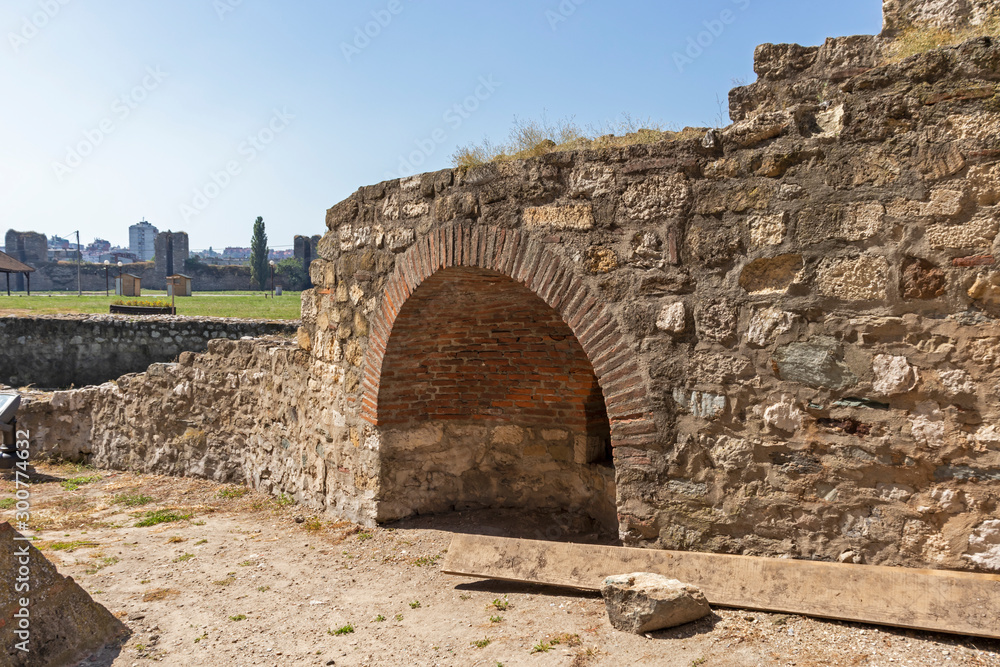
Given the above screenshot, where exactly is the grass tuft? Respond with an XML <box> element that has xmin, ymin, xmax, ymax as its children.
<box><xmin>113</xmin><ymin>493</ymin><xmax>154</xmax><ymax>507</ymax></box>
<box><xmin>60</xmin><ymin>475</ymin><xmax>102</xmax><ymax>491</ymax></box>
<box><xmin>134</xmin><ymin>509</ymin><xmax>192</xmax><ymax>527</ymax></box>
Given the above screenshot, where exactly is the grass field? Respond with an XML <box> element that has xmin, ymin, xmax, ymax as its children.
<box><xmin>0</xmin><ymin>291</ymin><xmax>302</xmax><ymax>320</ymax></box>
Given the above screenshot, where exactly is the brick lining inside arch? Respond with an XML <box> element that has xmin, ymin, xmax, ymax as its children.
<box><xmin>361</xmin><ymin>224</ymin><xmax>657</xmax><ymax>450</ymax></box>
<box><xmin>377</xmin><ymin>267</ymin><xmax>611</xmax><ymax>442</ymax></box>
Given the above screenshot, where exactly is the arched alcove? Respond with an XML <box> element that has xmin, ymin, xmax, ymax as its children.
<box><xmin>374</xmin><ymin>266</ymin><xmax>617</xmax><ymax>530</ymax></box>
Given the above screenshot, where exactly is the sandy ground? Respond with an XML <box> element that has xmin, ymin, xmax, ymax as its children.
<box><xmin>4</xmin><ymin>462</ymin><xmax>1000</xmax><ymax>667</ymax></box>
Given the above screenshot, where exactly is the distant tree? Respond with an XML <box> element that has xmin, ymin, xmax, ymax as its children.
<box><xmin>249</xmin><ymin>216</ymin><xmax>268</xmax><ymax>290</ymax></box>
<box><xmin>275</xmin><ymin>258</ymin><xmax>309</xmax><ymax>291</ymax></box>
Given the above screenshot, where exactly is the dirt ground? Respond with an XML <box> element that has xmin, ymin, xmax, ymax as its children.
<box><xmin>3</xmin><ymin>462</ymin><xmax>999</xmax><ymax>667</ymax></box>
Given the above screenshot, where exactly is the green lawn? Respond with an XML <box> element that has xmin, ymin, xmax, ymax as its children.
<box><xmin>0</xmin><ymin>291</ymin><xmax>302</xmax><ymax>320</ymax></box>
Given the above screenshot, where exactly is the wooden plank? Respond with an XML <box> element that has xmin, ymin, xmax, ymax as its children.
<box><xmin>441</xmin><ymin>534</ymin><xmax>1000</xmax><ymax>640</ymax></box>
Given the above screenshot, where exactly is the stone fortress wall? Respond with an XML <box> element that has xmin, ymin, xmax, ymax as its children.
<box><xmin>13</xmin><ymin>0</ymin><xmax>1000</xmax><ymax>573</ymax></box>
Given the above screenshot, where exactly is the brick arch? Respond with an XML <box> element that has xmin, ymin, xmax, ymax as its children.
<box><xmin>361</xmin><ymin>223</ymin><xmax>656</xmax><ymax>450</ymax></box>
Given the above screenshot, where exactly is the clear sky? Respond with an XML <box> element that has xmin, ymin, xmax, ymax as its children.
<box><xmin>0</xmin><ymin>1</ymin><xmax>883</xmax><ymax>251</ymax></box>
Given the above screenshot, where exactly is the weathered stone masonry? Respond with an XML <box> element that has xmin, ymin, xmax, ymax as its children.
<box><xmin>17</xmin><ymin>1</ymin><xmax>1000</xmax><ymax>573</ymax></box>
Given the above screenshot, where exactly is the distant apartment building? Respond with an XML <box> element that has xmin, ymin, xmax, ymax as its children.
<box><xmin>129</xmin><ymin>219</ymin><xmax>158</xmax><ymax>261</ymax></box>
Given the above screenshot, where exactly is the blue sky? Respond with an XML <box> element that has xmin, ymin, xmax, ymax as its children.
<box><xmin>0</xmin><ymin>1</ymin><xmax>883</xmax><ymax>251</ymax></box>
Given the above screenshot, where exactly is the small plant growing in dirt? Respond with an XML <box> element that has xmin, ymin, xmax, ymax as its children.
<box><xmin>330</xmin><ymin>624</ymin><xmax>354</xmax><ymax>636</ymax></box>
<box><xmin>549</xmin><ymin>633</ymin><xmax>582</xmax><ymax>647</ymax></box>
<box><xmin>275</xmin><ymin>493</ymin><xmax>294</xmax><ymax>507</ymax></box>
<box><xmin>194</xmin><ymin>632</ymin><xmax>208</xmax><ymax>643</ymax></box>
<box><xmin>412</xmin><ymin>554</ymin><xmax>440</xmax><ymax>567</ymax></box>
<box><xmin>229</xmin><ymin>614</ymin><xmax>247</xmax><ymax>622</ymax></box>
<box><xmin>173</xmin><ymin>553</ymin><xmax>194</xmax><ymax>563</ymax></box>
<box><xmin>395</xmin><ymin>614</ymin><xmax>403</xmax><ymax>621</ymax></box>
<box><xmin>239</xmin><ymin>559</ymin><xmax>257</xmax><ymax>567</ymax></box>
<box><xmin>113</xmin><ymin>493</ymin><xmax>153</xmax><ymax>507</ymax></box>
<box><xmin>256</xmin><ymin>585</ymin><xmax>270</xmax><ymax>592</ymax></box>
<box><xmin>356</xmin><ymin>531</ymin><xmax>373</xmax><ymax>541</ymax></box>
<box><xmin>85</xmin><ymin>555</ymin><xmax>119</xmax><ymax>575</ymax></box>
<box><xmin>0</xmin><ymin>498</ymin><xmax>16</xmax><ymax>509</ymax></box>
<box><xmin>135</xmin><ymin>510</ymin><xmax>192</xmax><ymax>527</ymax></box>
<box><xmin>472</xmin><ymin>637</ymin><xmax>491</xmax><ymax>648</ymax></box>
<box><xmin>459</xmin><ymin>594</ymin><xmax>472</xmax><ymax>601</ymax></box>
<box><xmin>167</xmin><ymin>536</ymin><xmax>185</xmax><ymax>544</ymax></box>
<box><xmin>213</xmin><ymin>573</ymin><xmax>237</xmax><ymax>586</ymax></box>
<box><xmin>490</xmin><ymin>596</ymin><xmax>510</xmax><ymax>611</ymax></box>
<box><xmin>409</xmin><ymin>600</ymin><xmax>421</xmax><ymax>609</ymax></box>
<box><xmin>195</xmin><ymin>539</ymin><xmax>208</xmax><ymax>545</ymax></box>
<box><xmin>531</xmin><ymin>641</ymin><xmax>553</xmax><ymax>654</ymax></box>
<box><xmin>216</xmin><ymin>486</ymin><xmax>248</xmax><ymax>499</ymax></box>
<box><xmin>303</xmin><ymin>517</ymin><xmax>323</xmax><ymax>531</ymax></box>
<box><xmin>60</xmin><ymin>475</ymin><xmax>102</xmax><ymax>491</ymax></box>
<box><xmin>490</xmin><ymin>615</ymin><xmax>503</xmax><ymax>624</ymax></box>
<box><xmin>48</xmin><ymin>540</ymin><xmax>98</xmax><ymax>552</ymax></box>
<box><xmin>374</xmin><ymin>614</ymin><xmax>385</xmax><ymax>622</ymax></box>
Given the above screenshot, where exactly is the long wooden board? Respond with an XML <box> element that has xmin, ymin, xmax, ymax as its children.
<box><xmin>442</xmin><ymin>534</ymin><xmax>1000</xmax><ymax>639</ymax></box>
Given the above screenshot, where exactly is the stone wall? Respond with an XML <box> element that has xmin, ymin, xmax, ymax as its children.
<box><xmin>0</xmin><ymin>315</ymin><xmax>298</xmax><ymax>389</ymax></box>
<box><xmin>294</xmin><ymin>32</ymin><xmax>1000</xmax><ymax>572</ymax></box>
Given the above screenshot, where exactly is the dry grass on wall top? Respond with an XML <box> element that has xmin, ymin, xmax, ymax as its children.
<box><xmin>451</xmin><ymin>113</ymin><xmax>707</xmax><ymax>169</ymax></box>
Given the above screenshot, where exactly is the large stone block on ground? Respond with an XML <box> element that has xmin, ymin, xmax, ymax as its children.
<box><xmin>601</xmin><ymin>573</ymin><xmax>711</xmax><ymax>634</ymax></box>
<box><xmin>0</xmin><ymin>522</ymin><xmax>128</xmax><ymax>666</ymax></box>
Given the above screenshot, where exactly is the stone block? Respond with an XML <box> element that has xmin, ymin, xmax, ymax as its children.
<box><xmin>747</xmin><ymin>307</ymin><xmax>796</xmax><ymax>347</ymax></box>
<box><xmin>748</xmin><ymin>212</ymin><xmax>788</xmax><ymax>249</ymax></box>
<box><xmin>872</xmin><ymin>354</ymin><xmax>918</xmax><ymax>396</ymax></box>
<box><xmin>568</xmin><ymin>165</ymin><xmax>617</xmax><ymax>198</ymax></box>
<box><xmin>901</xmin><ymin>258</ymin><xmax>946</xmax><ymax>299</ymax></box>
<box><xmin>523</xmin><ymin>204</ymin><xmax>596</xmax><ymax>231</ymax></box>
<box><xmin>968</xmin><ymin>272</ymin><xmax>1000</xmax><ymax>307</ymax></box>
<box><xmin>586</xmin><ymin>247</ymin><xmax>619</xmax><ymax>273</ymax></box>
<box><xmin>843</xmin><ymin>202</ymin><xmax>885</xmax><ymax>240</ymax></box>
<box><xmin>773</xmin><ymin>337</ymin><xmax>858</xmax><ymax>390</ymax></box>
<box><xmin>763</xmin><ymin>395</ymin><xmax>804</xmax><ymax>432</ymax></box>
<box><xmin>816</xmin><ymin>255</ymin><xmax>890</xmax><ymax>301</ymax></box>
<box><xmin>622</xmin><ymin>173</ymin><xmax>690</xmax><ymax>221</ymax></box>
<box><xmin>673</xmin><ymin>389</ymin><xmax>726</xmax><ymax>418</ymax></box>
<box><xmin>739</xmin><ymin>254</ymin><xmax>804</xmax><ymax>294</ymax></box>
<box><xmin>655</xmin><ymin>302</ymin><xmax>686</xmax><ymax>334</ymax></box>
<box><xmin>925</xmin><ymin>215</ymin><xmax>998</xmax><ymax>249</ymax></box>
<box><xmin>722</xmin><ymin>110</ymin><xmax>793</xmax><ymax>148</ymax></box>
<box><xmin>602</xmin><ymin>573</ymin><xmax>711</xmax><ymax>634</ymax></box>
<box><xmin>965</xmin><ymin>520</ymin><xmax>1000</xmax><ymax>571</ymax></box>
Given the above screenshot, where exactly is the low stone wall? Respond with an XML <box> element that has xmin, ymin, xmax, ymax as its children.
<box><xmin>17</xmin><ymin>261</ymin><xmax>254</xmax><ymax>292</ymax></box>
<box><xmin>17</xmin><ymin>337</ymin><xmax>377</xmax><ymax>526</ymax></box>
<box><xmin>0</xmin><ymin>316</ymin><xmax>298</xmax><ymax>389</ymax></box>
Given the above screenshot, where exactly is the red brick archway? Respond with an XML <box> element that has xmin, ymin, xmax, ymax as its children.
<box><xmin>361</xmin><ymin>223</ymin><xmax>656</xmax><ymax>451</ymax></box>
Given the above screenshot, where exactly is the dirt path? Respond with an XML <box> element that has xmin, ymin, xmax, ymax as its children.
<box><xmin>4</xmin><ymin>463</ymin><xmax>999</xmax><ymax>667</ymax></box>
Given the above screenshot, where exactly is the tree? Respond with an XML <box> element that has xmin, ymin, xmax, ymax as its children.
<box><xmin>249</xmin><ymin>216</ymin><xmax>268</xmax><ymax>291</ymax></box>
<box><xmin>275</xmin><ymin>258</ymin><xmax>309</xmax><ymax>291</ymax></box>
